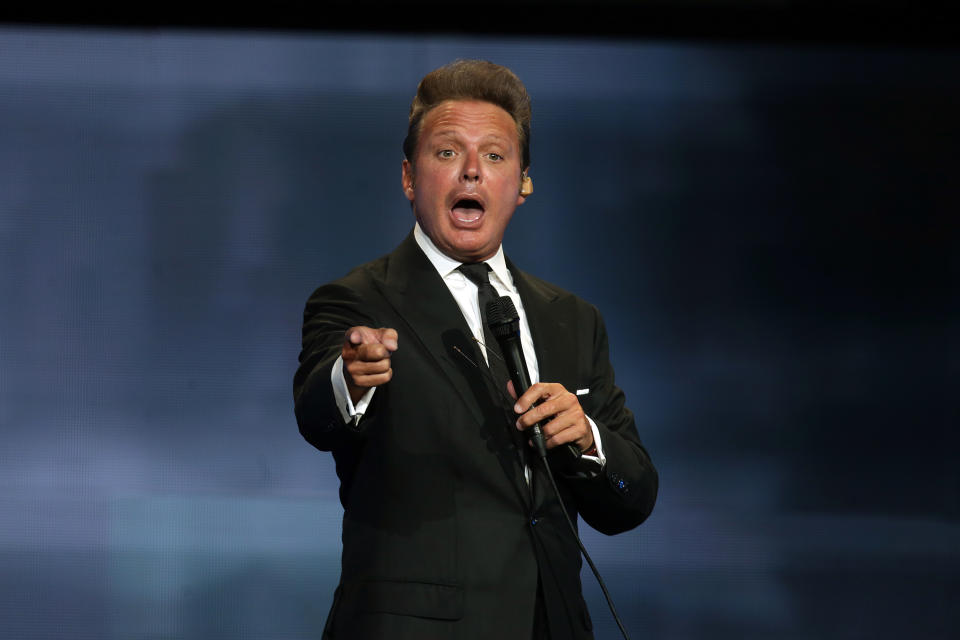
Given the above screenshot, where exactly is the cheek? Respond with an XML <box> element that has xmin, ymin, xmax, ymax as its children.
<box><xmin>416</xmin><ymin>170</ymin><xmax>445</xmax><ymax>197</ymax></box>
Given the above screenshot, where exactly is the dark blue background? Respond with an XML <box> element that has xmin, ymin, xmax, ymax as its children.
<box><xmin>0</xmin><ymin>28</ymin><xmax>956</xmax><ymax>639</ymax></box>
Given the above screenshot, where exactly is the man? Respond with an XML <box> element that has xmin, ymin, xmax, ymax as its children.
<box><xmin>294</xmin><ymin>60</ymin><xmax>657</xmax><ymax>640</ymax></box>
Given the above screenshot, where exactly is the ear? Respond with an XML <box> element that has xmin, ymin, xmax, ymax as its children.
<box><xmin>401</xmin><ymin>159</ymin><xmax>415</xmax><ymax>202</ymax></box>
<box><xmin>517</xmin><ymin>169</ymin><xmax>533</xmax><ymax>205</ymax></box>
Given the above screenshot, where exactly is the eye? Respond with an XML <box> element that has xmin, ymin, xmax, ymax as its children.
<box><xmin>486</xmin><ymin>153</ymin><xmax>503</xmax><ymax>162</ymax></box>
<box><xmin>438</xmin><ymin>149</ymin><xmax>455</xmax><ymax>159</ymax></box>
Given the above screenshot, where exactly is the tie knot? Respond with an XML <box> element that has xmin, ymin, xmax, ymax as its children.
<box><xmin>458</xmin><ymin>262</ymin><xmax>492</xmax><ymax>288</ymax></box>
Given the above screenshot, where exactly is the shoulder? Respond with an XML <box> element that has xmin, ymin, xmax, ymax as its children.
<box><xmin>308</xmin><ymin>232</ymin><xmax>425</xmax><ymax>299</ymax></box>
<box><xmin>305</xmin><ymin>244</ymin><xmax>401</xmax><ymax>304</ymax></box>
<box><xmin>511</xmin><ymin>263</ymin><xmax>603</xmax><ymax>320</ymax></box>
<box><xmin>514</xmin><ymin>268</ymin><xmax>573</xmax><ymax>300</ymax></box>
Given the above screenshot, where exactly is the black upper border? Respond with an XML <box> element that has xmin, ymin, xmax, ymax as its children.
<box><xmin>1</xmin><ymin>3</ymin><xmax>957</xmax><ymax>47</ymax></box>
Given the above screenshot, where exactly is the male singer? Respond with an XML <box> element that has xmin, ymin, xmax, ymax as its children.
<box><xmin>294</xmin><ymin>60</ymin><xmax>658</xmax><ymax>640</ymax></box>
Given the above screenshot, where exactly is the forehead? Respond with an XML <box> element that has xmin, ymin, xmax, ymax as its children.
<box><xmin>419</xmin><ymin>100</ymin><xmax>518</xmax><ymax>144</ymax></box>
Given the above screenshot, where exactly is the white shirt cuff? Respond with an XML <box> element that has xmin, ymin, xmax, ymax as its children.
<box><xmin>582</xmin><ymin>415</ymin><xmax>606</xmax><ymax>468</ymax></box>
<box><xmin>331</xmin><ymin>355</ymin><xmax>376</xmax><ymax>424</ymax></box>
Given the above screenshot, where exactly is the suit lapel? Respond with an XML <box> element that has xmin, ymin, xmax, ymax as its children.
<box><xmin>372</xmin><ymin>234</ymin><xmax>487</xmax><ymax>425</ymax></box>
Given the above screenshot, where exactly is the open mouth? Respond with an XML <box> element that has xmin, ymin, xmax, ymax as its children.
<box><xmin>451</xmin><ymin>198</ymin><xmax>485</xmax><ymax>223</ymax></box>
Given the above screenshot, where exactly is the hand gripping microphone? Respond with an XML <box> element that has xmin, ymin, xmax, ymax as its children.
<box><xmin>485</xmin><ymin>296</ymin><xmax>581</xmax><ymax>462</ymax></box>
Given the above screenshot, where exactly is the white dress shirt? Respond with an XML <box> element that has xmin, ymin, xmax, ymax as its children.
<box><xmin>331</xmin><ymin>223</ymin><xmax>605</xmax><ymax>469</ymax></box>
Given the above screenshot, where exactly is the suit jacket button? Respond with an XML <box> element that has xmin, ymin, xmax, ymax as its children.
<box><xmin>531</xmin><ymin>517</ymin><xmax>538</xmax><ymax>526</ymax></box>
<box><xmin>610</xmin><ymin>472</ymin><xmax>628</xmax><ymax>494</ymax></box>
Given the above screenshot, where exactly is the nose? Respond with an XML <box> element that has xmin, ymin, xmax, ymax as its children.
<box><xmin>461</xmin><ymin>149</ymin><xmax>481</xmax><ymax>184</ymax></box>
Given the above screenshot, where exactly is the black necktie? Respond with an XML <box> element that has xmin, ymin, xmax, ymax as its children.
<box><xmin>458</xmin><ymin>263</ymin><xmax>529</xmax><ymax>469</ymax></box>
<box><xmin>457</xmin><ymin>263</ymin><xmax>506</xmax><ymax>375</ymax></box>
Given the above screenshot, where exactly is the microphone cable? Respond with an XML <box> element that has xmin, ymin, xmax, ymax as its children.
<box><xmin>538</xmin><ymin>446</ymin><xmax>632</xmax><ymax>640</ymax></box>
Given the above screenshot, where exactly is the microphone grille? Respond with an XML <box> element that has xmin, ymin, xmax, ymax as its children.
<box><xmin>486</xmin><ymin>296</ymin><xmax>519</xmax><ymax>326</ymax></box>
<box><xmin>486</xmin><ymin>296</ymin><xmax>521</xmax><ymax>337</ymax></box>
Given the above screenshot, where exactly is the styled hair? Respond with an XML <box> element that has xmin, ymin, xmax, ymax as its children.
<box><xmin>403</xmin><ymin>59</ymin><xmax>531</xmax><ymax>170</ymax></box>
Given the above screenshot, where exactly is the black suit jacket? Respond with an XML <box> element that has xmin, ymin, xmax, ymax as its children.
<box><xmin>294</xmin><ymin>233</ymin><xmax>658</xmax><ymax>640</ymax></box>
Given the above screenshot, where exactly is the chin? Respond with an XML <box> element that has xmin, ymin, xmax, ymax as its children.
<box><xmin>458</xmin><ymin>246</ymin><xmax>497</xmax><ymax>263</ymax></box>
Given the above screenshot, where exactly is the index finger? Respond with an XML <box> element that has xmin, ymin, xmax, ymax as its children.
<box><xmin>513</xmin><ymin>382</ymin><xmax>561</xmax><ymax>414</ymax></box>
<box><xmin>345</xmin><ymin>326</ymin><xmax>380</xmax><ymax>348</ymax></box>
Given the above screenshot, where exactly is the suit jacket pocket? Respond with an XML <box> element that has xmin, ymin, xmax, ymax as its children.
<box><xmin>358</xmin><ymin>579</ymin><xmax>464</xmax><ymax>621</ymax></box>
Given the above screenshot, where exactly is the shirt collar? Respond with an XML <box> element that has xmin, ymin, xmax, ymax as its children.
<box><xmin>413</xmin><ymin>222</ymin><xmax>513</xmax><ymax>289</ymax></box>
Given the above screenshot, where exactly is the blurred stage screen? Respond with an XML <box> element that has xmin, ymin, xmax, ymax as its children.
<box><xmin>0</xmin><ymin>27</ymin><xmax>956</xmax><ymax>639</ymax></box>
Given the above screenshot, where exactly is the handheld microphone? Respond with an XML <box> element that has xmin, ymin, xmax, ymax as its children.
<box><xmin>486</xmin><ymin>296</ymin><xmax>580</xmax><ymax>461</ymax></box>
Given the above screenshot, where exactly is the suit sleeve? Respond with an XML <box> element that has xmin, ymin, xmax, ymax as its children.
<box><xmin>565</xmin><ymin>305</ymin><xmax>659</xmax><ymax>535</ymax></box>
<box><xmin>293</xmin><ymin>281</ymin><xmax>378</xmax><ymax>452</ymax></box>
